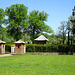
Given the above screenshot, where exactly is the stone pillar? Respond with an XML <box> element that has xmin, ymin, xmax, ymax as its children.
<box><xmin>24</xmin><ymin>45</ymin><xmax>26</xmax><ymax>54</ymax></box>
<box><xmin>0</xmin><ymin>44</ymin><xmax>5</xmax><ymax>54</ymax></box>
<box><xmin>11</xmin><ymin>45</ymin><xmax>15</xmax><ymax>54</ymax></box>
<box><xmin>1</xmin><ymin>44</ymin><xmax>5</xmax><ymax>54</ymax></box>
<box><xmin>0</xmin><ymin>40</ymin><xmax>6</xmax><ymax>54</ymax></box>
<box><xmin>0</xmin><ymin>44</ymin><xmax>1</xmax><ymax>53</ymax></box>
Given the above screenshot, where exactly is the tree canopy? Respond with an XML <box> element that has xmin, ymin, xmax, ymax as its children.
<box><xmin>0</xmin><ymin>4</ymin><xmax>54</xmax><ymax>43</ymax></box>
<box><xmin>28</xmin><ymin>10</ymin><xmax>54</xmax><ymax>43</ymax></box>
<box><xmin>69</xmin><ymin>16</ymin><xmax>75</xmax><ymax>35</ymax></box>
<box><xmin>0</xmin><ymin>8</ymin><xmax>5</xmax><ymax>27</ymax></box>
<box><xmin>0</xmin><ymin>8</ymin><xmax>6</xmax><ymax>41</ymax></box>
<box><xmin>5</xmin><ymin>4</ymin><xmax>29</xmax><ymax>40</ymax></box>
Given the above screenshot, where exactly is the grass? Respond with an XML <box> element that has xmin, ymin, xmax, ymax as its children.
<box><xmin>0</xmin><ymin>54</ymin><xmax>75</xmax><ymax>75</ymax></box>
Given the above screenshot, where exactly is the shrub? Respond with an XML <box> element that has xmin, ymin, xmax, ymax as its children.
<box><xmin>26</xmin><ymin>44</ymin><xmax>35</xmax><ymax>52</ymax></box>
<box><xmin>26</xmin><ymin>44</ymin><xmax>75</xmax><ymax>53</ymax></box>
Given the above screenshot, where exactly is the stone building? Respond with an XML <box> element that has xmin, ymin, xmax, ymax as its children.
<box><xmin>14</xmin><ymin>40</ymin><xmax>26</xmax><ymax>55</ymax></box>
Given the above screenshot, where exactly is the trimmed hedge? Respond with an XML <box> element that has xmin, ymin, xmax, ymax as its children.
<box><xmin>5</xmin><ymin>44</ymin><xmax>75</xmax><ymax>53</ymax></box>
<box><xmin>26</xmin><ymin>44</ymin><xmax>75</xmax><ymax>53</ymax></box>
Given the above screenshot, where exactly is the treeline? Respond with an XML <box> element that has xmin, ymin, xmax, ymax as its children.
<box><xmin>0</xmin><ymin>4</ymin><xmax>75</xmax><ymax>45</ymax></box>
<box><xmin>0</xmin><ymin>4</ymin><xmax>53</xmax><ymax>43</ymax></box>
<box><xmin>57</xmin><ymin>6</ymin><xmax>75</xmax><ymax>45</ymax></box>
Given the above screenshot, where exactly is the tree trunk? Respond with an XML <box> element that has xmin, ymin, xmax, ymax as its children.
<box><xmin>67</xmin><ymin>32</ymin><xmax>69</xmax><ymax>45</ymax></box>
<box><xmin>24</xmin><ymin>33</ymin><xmax>26</xmax><ymax>43</ymax></box>
<box><xmin>71</xmin><ymin>35</ymin><xmax>72</xmax><ymax>45</ymax></box>
<box><xmin>2</xmin><ymin>32</ymin><xmax>4</xmax><ymax>41</ymax></box>
<box><xmin>32</xmin><ymin>26</ymin><xmax>35</xmax><ymax>44</ymax></box>
<box><xmin>63</xmin><ymin>33</ymin><xmax>64</xmax><ymax>44</ymax></box>
<box><xmin>16</xmin><ymin>28</ymin><xmax>19</xmax><ymax>41</ymax></box>
<box><xmin>73</xmin><ymin>34</ymin><xmax>75</xmax><ymax>45</ymax></box>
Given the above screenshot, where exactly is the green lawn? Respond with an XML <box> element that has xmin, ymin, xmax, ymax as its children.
<box><xmin>0</xmin><ymin>54</ymin><xmax>75</xmax><ymax>75</ymax></box>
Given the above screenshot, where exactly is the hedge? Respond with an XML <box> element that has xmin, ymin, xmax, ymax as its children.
<box><xmin>5</xmin><ymin>44</ymin><xmax>75</xmax><ymax>53</ymax></box>
<box><xmin>26</xmin><ymin>44</ymin><xmax>75</xmax><ymax>53</ymax></box>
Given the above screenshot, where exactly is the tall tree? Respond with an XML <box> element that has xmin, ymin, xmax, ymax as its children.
<box><xmin>69</xmin><ymin>6</ymin><xmax>75</xmax><ymax>35</ymax></box>
<box><xmin>58</xmin><ymin>21</ymin><xmax>66</xmax><ymax>44</ymax></box>
<box><xmin>69</xmin><ymin>6</ymin><xmax>75</xmax><ymax>45</ymax></box>
<box><xmin>28</xmin><ymin>10</ymin><xmax>53</xmax><ymax>43</ymax></box>
<box><xmin>0</xmin><ymin>8</ymin><xmax>5</xmax><ymax>41</ymax></box>
<box><xmin>69</xmin><ymin>16</ymin><xmax>75</xmax><ymax>35</ymax></box>
<box><xmin>5</xmin><ymin>4</ymin><xmax>29</xmax><ymax>40</ymax></box>
<box><xmin>66</xmin><ymin>21</ymin><xmax>72</xmax><ymax>45</ymax></box>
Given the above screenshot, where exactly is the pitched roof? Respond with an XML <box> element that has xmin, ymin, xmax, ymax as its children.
<box><xmin>14</xmin><ymin>40</ymin><xmax>25</xmax><ymax>44</ymax></box>
<box><xmin>35</xmin><ymin>35</ymin><xmax>49</xmax><ymax>41</ymax></box>
<box><xmin>0</xmin><ymin>40</ymin><xmax>6</xmax><ymax>43</ymax></box>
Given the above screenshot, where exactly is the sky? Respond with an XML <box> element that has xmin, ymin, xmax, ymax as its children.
<box><xmin>0</xmin><ymin>0</ymin><xmax>75</xmax><ymax>34</ymax></box>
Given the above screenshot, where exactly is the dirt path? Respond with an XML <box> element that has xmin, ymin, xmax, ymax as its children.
<box><xmin>0</xmin><ymin>54</ymin><xmax>13</xmax><ymax>57</ymax></box>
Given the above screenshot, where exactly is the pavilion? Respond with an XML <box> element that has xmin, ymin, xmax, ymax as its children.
<box><xmin>35</xmin><ymin>35</ymin><xmax>49</xmax><ymax>44</ymax></box>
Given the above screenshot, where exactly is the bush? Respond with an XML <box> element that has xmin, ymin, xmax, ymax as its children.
<box><xmin>26</xmin><ymin>44</ymin><xmax>35</xmax><ymax>52</ymax></box>
<box><xmin>26</xmin><ymin>44</ymin><xmax>75</xmax><ymax>53</ymax></box>
<box><xmin>50</xmin><ymin>45</ymin><xmax>58</xmax><ymax>52</ymax></box>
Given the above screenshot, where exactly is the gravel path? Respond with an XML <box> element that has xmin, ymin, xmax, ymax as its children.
<box><xmin>0</xmin><ymin>54</ymin><xmax>13</xmax><ymax>57</ymax></box>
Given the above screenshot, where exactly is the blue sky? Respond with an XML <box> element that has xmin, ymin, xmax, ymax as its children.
<box><xmin>0</xmin><ymin>0</ymin><xmax>75</xmax><ymax>34</ymax></box>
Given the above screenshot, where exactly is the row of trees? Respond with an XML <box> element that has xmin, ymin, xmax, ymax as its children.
<box><xmin>58</xmin><ymin>21</ymin><xmax>72</xmax><ymax>45</ymax></box>
<box><xmin>58</xmin><ymin>8</ymin><xmax>75</xmax><ymax>45</ymax></box>
<box><xmin>0</xmin><ymin>4</ymin><xmax>53</xmax><ymax>43</ymax></box>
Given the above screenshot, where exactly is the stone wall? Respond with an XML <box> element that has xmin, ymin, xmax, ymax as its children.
<box><xmin>15</xmin><ymin>48</ymin><xmax>25</xmax><ymax>55</ymax></box>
